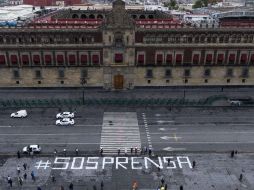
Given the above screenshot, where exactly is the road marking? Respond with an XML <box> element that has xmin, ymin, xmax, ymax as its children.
<box><xmin>0</xmin><ymin>126</ymin><xmax>12</xmax><ymax>128</ymax></box>
<box><xmin>160</xmin><ymin>136</ymin><xmax>182</xmax><ymax>141</ymax></box>
<box><xmin>163</xmin><ymin>147</ymin><xmax>186</xmax><ymax>151</ymax></box>
<box><xmin>142</xmin><ymin>113</ymin><xmax>154</xmax><ymax>156</ymax></box>
<box><xmin>157</xmin><ymin>120</ymin><xmax>174</xmax><ymax>124</ymax></box>
<box><xmin>159</xmin><ymin>127</ymin><xmax>177</xmax><ymax>131</ymax></box>
<box><xmin>100</xmin><ymin>112</ymin><xmax>141</xmax><ymax>155</ymax></box>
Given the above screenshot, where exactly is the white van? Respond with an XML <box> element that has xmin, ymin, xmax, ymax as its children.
<box><xmin>10</xmin><ymin>110</ymin><xmax>27</xmax><ymax>118</ymax></box>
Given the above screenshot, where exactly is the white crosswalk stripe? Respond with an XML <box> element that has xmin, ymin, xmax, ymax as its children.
<box><xmin>100</xmin><ymin>112</ymin><xmax>141</xmax><ymax>155</ymax></box>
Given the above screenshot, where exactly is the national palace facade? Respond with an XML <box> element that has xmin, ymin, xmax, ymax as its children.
<box><xmin>0</xmin><ymin>0</ymin><xmax>254</xmax><ymax>89</ymax></box>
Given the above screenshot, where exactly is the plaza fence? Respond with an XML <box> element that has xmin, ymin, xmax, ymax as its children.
<box><xmin>0</xmin><ymin>95</ymin><xmax>228</xmax><ymax>108</ymax></box>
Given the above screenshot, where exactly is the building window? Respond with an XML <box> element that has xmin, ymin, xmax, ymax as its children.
<box><xmin>10</xmin><ymin>55</ymin><xmax>18</xmax><ymax>65</ymax></box>
<box><xmin>80</xmin><ymin>54</ymin><xmax>88</xmax><ymax>65</ymax></box>
<box><xmin>13</xmin><ymin>70</ymin><xmax>20</xmax><ymax>79</ymax></box>
<box><xmin>68</xmin><ymin>54</ymin><xmax>76</xmax><ymax>65</ymax></box>
<box><xmin>166</xmin><ymin>54</ymin><xmax>173</xmax><ymax>65</ymax></box>
<box><xmin>115</xmin><ymin>53</ymin><xmax>123</xmax><ymax>63</ymax></box>
<box><xmin>156</xmin><ymin>54</ymin><xmax>163</xmax><ymax>65</ymax></box>
<box><xmin>192</xmin><ymin>54</ymin><xmax>199</xmax><ymax>64</ymax></box>
<box><xmin>81</xmin><ymin>69</ymin><xmax>88</xmax><ymax>79</ymax></box>
<box><xmin>92</xmin><ymin>54</ymin><xmax>100</xmax><ymax>65</ymax></box>
<box><xmin>241</xmin><ymin>68</ymin><xmax>249</xmax><ymax>78</ymax></box>
<box><xmin>45</xmin><ymin>55</ymin><xmax>52</xmax><ymax>65</ymax></box>
<box><xmin>206</xmin><ymin>54</ymin><xmax>213</xmax><ymax>64</ymax></box>
<box><xmin>0</xmin><ymin>55</ymin><xmax>6</xmax><ymax>65</ymax></box>
<box><xmin>33</xmin><ymin>55</ymin><xmax>40</xmax><ymax>65</ymax></box>
<box><xmin>35</xmin><ymin>70</ymin><xmax>42</xmax><ymax>79</ymax></box>
<box><xmin>228</xmin><ymin>54</ymin><xmax>236</xmax><ymax>64</ymax></box>
<box><xmin>240</xmin><ymin>54</ymin><xmax>248</xmax><ymax>64</ymax></box>
<box><xmin>58</xmin><ymin>69</ymin><xmax>65</xmax><ymax>78</ymax></box>
<box><xmin>175</xmin><ymin>54</ymin><xmax>182</xmax><ymax>64</ymax></box>
<box><xmin>204</xmin><ymin>68</ymin><xmax>211</xmax><ymax>77</ymax></box>
<box><xmin>249</xmin><ymin>54</ymin><xmax>254</xmax><ymax>64</ymax></box>
<box><xmin>226</xmin><ymin>68</ymin><xmax>233</xmax><ymax>77</ymax></box>
<box><xmin>137</xmin><ymin>54</ymin><xmax>145</xmax><ymax>65</ymax></box>
<box><xmin>146</xmin><ymin>69</ymin><xmax>153</xmax><ymax>78</ymax></box>
<box><xmin>165</xmin><ymin>69</ymin><xmax>171</xmax><ymax>78</ymax></box>
<box><xmin>21</xmin><ymin>55</ymin><xmax>29</xmax><ymax>66</ymax></box>
<box><xmin>217</xmin><ymin>54</ymin><xmax>224</xmax><ymax>64</ymax></box>
<box><xmin>56</xmin><ymin>54</ymin><xmax>64</xmax><ymax>65</ymax></box>
<box><xmin>184</xmin><ymin>69</ymin><xmax>190</xmax><ymax>77</ymax></box>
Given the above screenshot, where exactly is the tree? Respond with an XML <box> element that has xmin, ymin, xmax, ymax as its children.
<box><xmin>164</xmin><ymin>0</ymin><xmax>178</xmax><ymax>10</ymax></box>
<box><xmin>193</xmin><ymin>0</ymin><xmax>203</xmax><ymax>8</ymax></box>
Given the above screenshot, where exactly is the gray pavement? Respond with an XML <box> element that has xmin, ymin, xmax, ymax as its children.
<box><xmin>0</xmin><ymin>153</ymin><xmax>253</xmax><ymax>190</ymax></box>
<box><xmin>0</xmin><ymin>93</ymin><xmax>254</xmax><ymax>189</ymax></box>
<box><xmin>0</xmin><ymin>87</ymin><xmax>254</xmax><ymax>100</ymax></box>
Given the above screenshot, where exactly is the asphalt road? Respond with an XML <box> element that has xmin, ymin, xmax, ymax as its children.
<box><xmin>0</xmin><ymin>106</ymin><xmax>254</xmax><ymax>155</ymax></box>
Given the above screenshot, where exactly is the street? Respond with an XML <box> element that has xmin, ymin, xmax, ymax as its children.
<box><xmin>0</xmin><ymin>107</ymin><xmax>254</xmax><ymax>154</ymax></box>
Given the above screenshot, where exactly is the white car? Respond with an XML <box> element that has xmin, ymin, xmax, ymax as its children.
<box><xmin>56</xmin><ymin>112</ymin><xmax>75</xmax><ymax>119</ymax></box>
<box><xmin>56</xmin><ymin>118</ymin><xmax>75</xmax><ymax>126</ymax></box>
<box><xmin>10</xmin><ymin>110</ymin><xmax>27</xmax><ymax>118</ymax></box>
<box><xmin>23</xmin><ymin>145</ymin><xmax>41</xmax><ymax>154</ymax></box>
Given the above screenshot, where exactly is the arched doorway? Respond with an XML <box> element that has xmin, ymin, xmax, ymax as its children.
<box><xmin>114</xmin><ymin>75</ymin><xmax>124</xmax><ymax>89</ymax></box>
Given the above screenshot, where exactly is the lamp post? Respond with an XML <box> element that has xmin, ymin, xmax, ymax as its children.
<box><xmin>81</xmin><ymin>79</ymin><xmax>86</xmax><ymax>105</ymax></box>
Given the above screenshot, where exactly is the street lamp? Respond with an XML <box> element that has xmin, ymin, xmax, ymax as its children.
<box><xmin>81</xmin><ymin>79</ymin><xmax>86</xmax><ymax>105</ymax></box>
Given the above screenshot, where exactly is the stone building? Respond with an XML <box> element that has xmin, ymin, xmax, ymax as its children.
<box><xmin>0</xmin><ymin>0</ymin><xmax>254</xmax><ymax>90</ymax></box>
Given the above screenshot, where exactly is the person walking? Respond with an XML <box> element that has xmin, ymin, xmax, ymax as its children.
<box><xmin>63</xmin><ymin>149</ymin><xmax>67</xmax><ymax>157</ymax></box>
<box><xmin>51</xmin><ymin>174</ymin><xmax>56</xmax><ymax>182</ymax></box>
<box><xmin>23</xmin><ymin>163</ymin><xmax>27</xmax><ymax>170</ymax></box>
<box><xmin>31</xmin><ymin>171</ymin><xmax>35</xmax><ymax>181</ymax></box>
<box><xmin>100</xmin><ymin>148</ymin><xmax>103</xmax><ymax>156</ymax></box>
<box><xmin>130</xmin><ymin>147</ymin><xmax>133</xmax><ymax>154</ymax></box>
<box><xmin>17</xmin><ymin>151</ymin><xmax>21</xmax><ymax>159</ymax></box>
<box><xmin>125</xmin><ymin>147</ymin><xmax>127</xmax><ymax>156</ymax></box>
<box><xmin>37</xmin><ymin>186</ymin><xmax>42</xmax><ymax>190</ymax></box>
<box><xmin>231</xmin><ymin>150</ymin><xmax>235</xmax><ymax>158</ymax></box>
<box><xmin>239</xmin><ymin>173</ymin><xmax>243</xmax><ymax>182</ymax></box>
<box><xmin>18</xmin><ymin>176</ymin><xmax>23</xmax><ymax>186</ymax></box>
<box><xmin>17</xmin><ymin>165</ymin><xmax>21</xmax><ymax>174</ymax></box>
<box><xmin>149</xmin><ymin>148</ymin><xmax>152</xmax><ymax>156</ymax></box>
<box><xmin>23</xmin><ymin>173</ymin><xmax>27</xmax><ymax>180</ymax></box>
<box><xmin>75</xmin><ymin>148</ymin><xmax>79</xmax><ymax>156</ymax></box>
<box><xmin>69</xmin><ymin>182</ymin><xmax>74</xmax><ymax>190</ymax></box>
<box><xmin>54</xmin><ymin>149</ymin><xmax>57</xmax><ymax>156</ymax></box>
<box><xmin>7</xmin><ymin>176</ymin><xmax>12</xmax><ymax>187</ymax></box>
<box><xmin>167</xmin><ymin>158</ymin><xmax>170</xmax><ymax>166</ymax></box>
<box><xmin>192</xmin><ymin>161</ymin><xmax>196</xmax><ymax>168</ymax></box>
<box><xmin>135</xmin><ymin>147</ymin><xmax>138</xmax><ymax>155</ymax></box>
<box><xmin>118</xmin><ymin>148</ymin><xmax>120</xmax><ymax>155</ymax></box>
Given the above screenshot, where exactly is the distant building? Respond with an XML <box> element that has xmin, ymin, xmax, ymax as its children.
<box><xmin>245</xmin><ymin>0</ymin><xmax>254</xmax><ymax>7</ymax></box>
<box><xmin>23</xmin><ymin>0</ymin><xmax>81</xmax><ymax>6</ymax></box>
<box><xmin>9</xmin><ymin>0</ymin><xmax>24</xmax><ymax>5</ymax></box>
<box><xmin>0</xmin><ymin>0</ymin><xmax>254</xmax><ymax>89</ymax></box>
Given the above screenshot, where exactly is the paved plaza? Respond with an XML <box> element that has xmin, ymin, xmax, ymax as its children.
<box><xmin>0</xmin><ymin>88</ymin><xmax>254</xmax><ymax>189</ymax></box>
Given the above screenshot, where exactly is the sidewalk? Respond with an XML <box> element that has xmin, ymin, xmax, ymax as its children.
<box><xmin>0</xmin><ymin>153</ymin><xmax>253</xmax><ymax>190</ymax></box>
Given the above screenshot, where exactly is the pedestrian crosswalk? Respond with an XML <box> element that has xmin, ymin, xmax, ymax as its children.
<box><xmin>100</xmin><ymin>112</ymin><xmax>141</xmax><ymax>155</ymax></box>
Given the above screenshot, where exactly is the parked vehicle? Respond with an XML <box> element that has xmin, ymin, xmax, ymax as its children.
<box><xmin>56</xmin><ymin>112</ymin><xmax>75</xmax><ymax>119</ymax></box>
<box><xmin>56</xmin><ymin>118</ymin><xmax>75</xmax><ymax>126</ymax></box>
<box><xmin>23</xmin><ymin>145</ymin><xmax>41</xmax><ymax>153</ymax></box>
<box><xmin>10</xmin><ymin>110</ymin><xmax>27</xmax><ymax>118</ymax></box>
